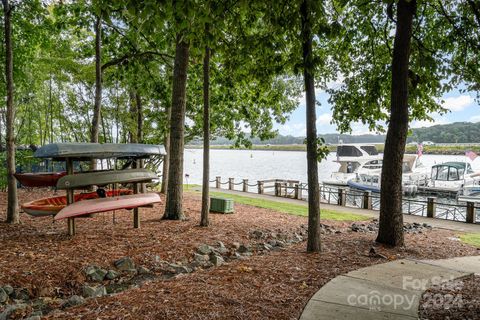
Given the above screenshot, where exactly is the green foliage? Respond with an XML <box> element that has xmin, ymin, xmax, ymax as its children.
<box><xmin>328</xmin><ymin>1</ymin><xmax>450</xmax><ymax>134</ymax></box>
<box><xmin>0</xmin><ymin>150</ymin><xmax>40</xmax><ymax>190</ymax></box>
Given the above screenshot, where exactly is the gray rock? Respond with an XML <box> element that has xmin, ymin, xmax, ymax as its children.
<box><xmin>232</xmin><ymin>242</ymin><xmax>240</xmax><ymax>249</ymax></box>
<box><xmin>294</xmin><ymin>233</ymin><xmax>303</xmax><ymax>242</ymax></box>
<box><xmin>262</xmin><ymin>243</ymin><xmax>273</xmax><ymax>251</ymax></box>
<box><xmin>237</xmin><ymin>244</ymin><xmax>251</xmax><ymax>253</ymax></box>
<box><xmin>0</xmin><ymin>303</ymin><xmax>28</xmax><ymax>320</ymax></box>
<box><xmin>24</xmin><ymin>316</ymin><xmax>41</xmax><ymax>320</ymax></box>
<box><xmin>215</xmin><ymin>242</ymin><xmax>228</xmax><ymax>254</ymax></box>
<box><xmin>2</xmin><ymin>285</ymin><xmax>13</xmax><ymax>296</ymax></box>
<box><xmin>105</xmin><ymin>269</ymin><xmax>120</xmax><ymax>280</ymax></box>
<box><xmin>252</xmin><ymin>230</ymin><xmax>264</xmax><ymax>239</ymax></box>
<box><xmin>209</xmin><ymin>255</ymin><xmax>225</xmax><ymax>267</ymax></box>
<box><xmin>105</xmin><ymin>283</ymin><xmax>132</xmax><ymax>294</ymax></box>
<box><xmin>30</xmin><ymin>311</ymin><xmax>43</xmax><ymax>317</ymax></box>
<box><xmin>275</xmin><ymin>240</ymin><xmax>286</xmax><ymax>247</ymax></box>
<box><xmin>61</xmin><ymin>295</ymin><xmax>86</xmax><ymax>308</ymax></box>
<box><xmin>114</xmin><ymin>257</ymin><xmax>135</xmax><ymax>271</ymax></box>
<box><xmin>12</xmin><ymin>288</ymin><xmax>29</xmax><ymax>301</ymax></box>
<box><xmin>193</xmin><ymin>253</ymin><xmax>209</xmax><ymax>263</ymax></box>
<box><xmin>167</xmin><ymin>263</ymin><xmax>192</xmax><ymax>274</ymax></box>
<box><xmin>82</xmin><ymin>285</ymin><xmax>107</xmax><ymax>298</ymax></box>
<box><xmin>0</xmin><ymin>288</ymin><xmax>7</xmax><ymax>304</ymax></box>
<box><xmin>85</xmin><ymin>265</ymin><xmax>108</xmax><ymax>282</ymax></box>
<box><xmin>197</xmin><ymin>244</ymin><xmax>213</xmax><ymax>255</ymax></box>
<box><xmin>137</xmin><ymin>266</ymin><xmax>151</xmax><ymax>275</ymax></box>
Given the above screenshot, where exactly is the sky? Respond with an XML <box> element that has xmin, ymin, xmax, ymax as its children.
<box><xmin>273</xmin><ymin>88</ymin><xmax>479</xmax><ymax>137</ymax></box>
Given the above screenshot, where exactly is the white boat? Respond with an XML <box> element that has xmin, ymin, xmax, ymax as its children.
<box><xmin>347</xmin><ymin>154</ymin><xmax>429</xmax><ymax>196</ymax></box>
<box><xmin>428</xmin><ymin>162</ymin><xmax>480</xmax><ymax>193</ymax></box>
<box><xmin>322</xmin><ymin>144</ymin><xmax>382</xmax><ymax>186</ymax></box>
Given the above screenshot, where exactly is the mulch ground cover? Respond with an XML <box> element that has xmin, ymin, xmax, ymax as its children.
<box><xmin>0</xmin><ymin>188</ymin><xmax>479</xmax><ymax>319</ymax></box>
<box><xmin>419</xmin><ymin>275</ymin><xmax>480</xmax><ymax>320</ymax></box>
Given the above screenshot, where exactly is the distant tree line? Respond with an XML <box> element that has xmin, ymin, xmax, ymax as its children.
<box><xmin>189</xmin><ymin>122</ymin><xmax>480</xmax><ymax>145</ymax></box>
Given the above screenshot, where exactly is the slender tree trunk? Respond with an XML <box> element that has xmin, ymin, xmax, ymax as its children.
<box><xmin>91</xmin><ymin>13</ymin><xmax>102</xmax><ymax>145</ymax></box>
<box><xmin>200</xmin><ymin>39</ymin><xmax>210</xmax><ymax>227</ymax></box>
<box><xmin>301</xmin><ymin>0</ymin><xmax>321</xmax><ymax>252</ymax></box>
<box><xmin>163</xmin><ymin>34</ymin><xmax>189</xmax><ymax>220</ymax></box>
<box><xmin>136</xmin><ymin>92</ymin><xmax>143</xmax><ymax>143</ymax></box>
<box><xmin>376</xmin><ymin>0</ymin><xmax>416</xmax><ymax>247</ymax></box>
<box><xmin>135</xmin><ymin>92</ymin><xmax>145</xmax><ymax>192</ymax></box>
<box><xmin>128</xmin><ymin>91</ymin><xmax>136</xmax><ymax>143</ymax></box>
<box><xmin>160</xmin><ymin>104</ymin><xmax>171</xmax><ymax>194</ymax></box>
<box><xmin>3</xmin><ymin>0</ymin><xmax>19</xmax><ymax>223</ymax></box>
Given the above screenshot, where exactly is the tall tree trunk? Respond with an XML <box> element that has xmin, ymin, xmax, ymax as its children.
<box><xmin>376</xmin><ymin>0</ymin><xmax>416</xmax><ymax>247</ymax></box>
<box><xmin>200</xmin><ymin>38</ymin><xmax>210</xmax><ymax>227</ymax></box>
<box><xmin>301</xmin><ymin>0</ymin><xmax>321</xmax><ymax>252</ymax></box>
<box><xmin>160</xmin><ymin>104</ymin><xmax>171</xmax><ymax>194</ymax></box>
<box><xmin>135</xmin><ymin>91</ymin><xmax>145</xmax><ymax>193</ymax></box>
<box><xmin>136</xmin><ymin>92</ymin><xmax>143</xmax><ymax>143</ymax></box>
<box><xmin>91</xmin><ymin>13</ymin><xmax>102</xmax><ymax>145</ymax></box>
<box><xmin>163</xmin><ymin>34</ymin><xmax>189</xmax><ymax>220</ymax></box>
<box><xmin>3</xmin><ymin>0</ymin><xmax>18</xmax><ymax>224</ymax></box>
<box><xmin>128</xmin><ymin>91</ymin><xmax>136</xmax><ymax>143</ymax></box>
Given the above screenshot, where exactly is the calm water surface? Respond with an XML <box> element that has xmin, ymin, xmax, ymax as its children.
<box><xmin>183</xmin><ymin>149</ymin><xmax>480</xmax><ymax>185</ymax></box>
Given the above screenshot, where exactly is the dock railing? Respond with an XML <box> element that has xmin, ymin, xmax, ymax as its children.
<box><xmin>210</xmin><ymin>176</ymin><xmax>479</xmax><ymax>224</ymax></box>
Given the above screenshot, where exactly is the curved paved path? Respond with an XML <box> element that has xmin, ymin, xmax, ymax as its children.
<box><xmin>300</xmin><ymin>256</ymin><xmax>480</xmax><ymax>320</ymax></box>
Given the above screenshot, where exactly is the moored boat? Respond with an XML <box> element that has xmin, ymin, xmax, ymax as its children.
<box><xmin>14</xmin><ymin>172</ymin><xmax>67</xmax><ymax>187</ymax></box>
<box><xmin>56</xmin><ymin>168</ymin><xmax>158</xmax><ymax>189</ymax></box>
<box><xmin>427</xmin><ymin>162</ymin><xmax>480</xmax><ymax>193</ymax></box>
<box><xmin>322</xmin><ymin>144</ymin><xmax>382</xmax><ymax>186</ymax></box>
<box><xmin>54</xmin><ymin>193</ymin><xmax>161</xmax><ymax>220</ymax></box>
<box><xmin>21</xmin><ymin>189</ymin><xmax>133</xmax><ymax>217</ymax></box>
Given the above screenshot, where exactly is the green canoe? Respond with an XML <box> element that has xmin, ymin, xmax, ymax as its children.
<box><xmin>56</xmin><ymin>168</ymin><xmax>158</xmax><ymax>189</ymax></box>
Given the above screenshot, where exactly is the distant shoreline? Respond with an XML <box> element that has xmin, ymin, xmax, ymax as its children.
<box><xmin>186</xmin><ymin>144</ymin><xmax>480</xmax><ymax>155</ymax></box>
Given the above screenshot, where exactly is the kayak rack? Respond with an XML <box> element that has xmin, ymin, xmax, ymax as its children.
<box><xmin>31</xmin><ymin>142</ymin><xmax>166</xmax><ymax>236</ymax></box>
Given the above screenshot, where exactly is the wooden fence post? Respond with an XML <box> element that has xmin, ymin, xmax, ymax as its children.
<box><xmin>258</xmin><ymin>181</ymin><xmax>264</xmax><ymax>194</ymax></box>
<box><xmin>228</xmin><ymin>178</ymin><xmax>234</xmax><ymax>190</ymax></box>
<box><xmin>466</xmin><ymin>202</ymin><xmax>475</xmax><ymax>223</ymax></box>
<box><xmin>243</xmin><ymin>179</ymin><xmax>248</xmax><ymax>192</ymax></box>
<box><xmin>427</xmin><ymin>197</ymin><xmax>436</xmax><ymax>218</ymax></box>
<box><xmin>274</xmin><ymin>182</ymin><xmax>280</xmax><ymax>196</ymax></box>
<box><xmin>338</xmin><ymin>188</ymin><xmax>346</xmax><ymax>206</ymax></box>
<box><xmin>215</xmin><ymin>176</ymin><xmax>221</xmax><ymax>189</ymax></box>
<box><xmin>362</xmin><ymin>191</ymin><xmax>372</xmax><ymax>210</ymax></box>
<box><xmin>294</xmin><ymin>184</ymin><xmax>299</xmax><ymax>199</ymax></box>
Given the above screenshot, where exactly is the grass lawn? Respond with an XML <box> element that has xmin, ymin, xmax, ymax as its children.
<box><xmin>459</xmin><ymin>233</ymin><xmax>480</xmax><ymax>247</ymax></box>
<box><xmin>206</xmin><ymin>190</ymin><xmax>368</xmax><ymax>221</ymax></box>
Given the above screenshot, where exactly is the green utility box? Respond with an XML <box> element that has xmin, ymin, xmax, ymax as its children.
<box><xmin>210</xmin><ymin>197</ymin><xmax>234</xmax><ymax>214</ymax></box>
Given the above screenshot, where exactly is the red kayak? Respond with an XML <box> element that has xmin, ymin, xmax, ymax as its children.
<box><xmin>21</xmin><ymin>189</ymin><xmax>133</xmax><ymax>217</ymax></box>
<box><xmin>54</xmin><ymin>193</ymin><xmax>161</xmax><ymax>220</ymax></box>
<box><xmin>14</xmin><ymin>172</ymin><xmax>67</xmax><ymax>187</ymax></box>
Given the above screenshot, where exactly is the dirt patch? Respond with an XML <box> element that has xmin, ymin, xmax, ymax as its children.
<box><xmin>0</xmin><ymin>189</ymin><xmax>478</xmax><ymax>319</ymax></box>
<box><xmin>419</xmin><ymin>275</ymin><xmax>480</xmax><ymax>320</ymax></box>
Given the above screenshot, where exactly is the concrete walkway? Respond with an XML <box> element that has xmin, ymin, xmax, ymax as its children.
<box><xmin>300</xmin><ymin>256</ymin><xmax>480</xmax><ymax>320</ymax></box>
<box><xmin>202</xmin><ymin>188</ymin><xmax>480</xmax><ymax>233</ymax></box>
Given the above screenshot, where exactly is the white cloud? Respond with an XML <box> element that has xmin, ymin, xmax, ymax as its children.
<box><xmin>471</xmin><ymin>115</ymin><xmax>480</xmax><ymax>123</ymax></box>
<box><xmin>411</xmin><ymin>115</ymin><xmax>449</xmax><ymax>128</ymax></box>
<box><xmin>316</xmin><ymin>113</ymin><xmax>332</xmax><ymax>126</ymax></box>
<box><xmin>276</xmin><ymin>123</ymin><xmax>306</xmax><ymax>136</ymax></box>
<box><xmin>441</xmin><ymin>95</ymin><xmax>474</xmax><ymax>112</ymax></box>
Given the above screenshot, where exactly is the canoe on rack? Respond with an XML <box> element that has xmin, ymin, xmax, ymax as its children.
<box><xmin>56</xmin><ymin>169</ymin><xmax>158</xmax><ymax>190</ymax></box>
<box><xmin>21</xmin><ymin>189</ymin><xmax>133</xmax><ymax>217</ymax></box>
<box><xmin>34</xmin><ymin>143</ymin><xmax>166</xmax><ymax>160</ymax></box>
<box><xmin>14</xmin><ymin>172</ymin><xmax>67</xmax><ymax>187</ymax></box>
<box><xmin>54</xmin><ymin>193</ymin><xmax>161</xmax><ymax>220</ymax></box>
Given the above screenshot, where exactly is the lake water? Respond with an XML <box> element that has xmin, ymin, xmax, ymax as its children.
<box><xmin>183</xmin><ymin>148</ymin><xmax>479</xmax><ymax>185</ymax></box>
